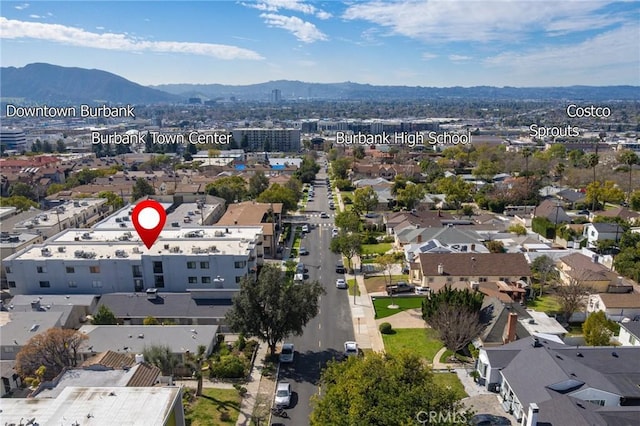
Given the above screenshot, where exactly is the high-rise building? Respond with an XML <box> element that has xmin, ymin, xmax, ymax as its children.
<box><xmin>0</xmin><ymin>128</ymin><xmax>27</xmax><ymax>152</ymax></box>
<box><xmin>270</xmin><ymin>89</ymin><xmax>282</xmax><ymax>103</ymax></box>
<box><xmin>231</xmin><ymin>128</ymin><xmax>301</xmax><ymax>152</ymax></box>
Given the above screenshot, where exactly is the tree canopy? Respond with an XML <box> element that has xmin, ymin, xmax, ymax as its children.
<box><xmin>334</xmin><ymin>210</ymin><xmax>361</xmax><ymax>233</ymax></box>
<box><xmin>330</xmin><ymin>233</ymin><xmax>363</xmax><ymax>273</ymax></box>
<box><xmin>256</xmin><ymin>183</ymin><xmax>299</xmax><ymax>213</ymax></box>
<box><xmin>310</xmin><ymin>351</ymin><xmax>470</xmax><ymax>426</ymax></box>
<box><xmin>248</xmin><ymin>171</ymin><xmax>269</xmax><ymax>198</ymax></box>
<box><xmin>225</xmin><ymin>264</ymin><xmax>324</xmax><ymax>355</ymax></box>
<box><xmin>206</xmin><ymin>176</ymin><xmax>247</xmax><ymax>204</ymax></box>
<box><xmin>92</xmin><ymin>305</ymin><xmax>118</xmax><ymax>325</ymax></box>
<box><xmin>352</xmin><ymin>186</ymin><xmax>379</xmax><ymax>214</ymax></box>
<box><xmin>583</xmin><ymin>311</ymin><xmax>618</xmax><ymax>346</ymax></box>
<box><xmin>132</xmin><ymin>178</ymin><xmax>156</xmax><ymax>201</ymax></box>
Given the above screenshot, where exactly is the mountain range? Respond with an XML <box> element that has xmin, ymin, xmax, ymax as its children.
<box><xmin>2</xmin><ymin>63</ymin><xmax>639</xmax><ymax>104</ymax></box>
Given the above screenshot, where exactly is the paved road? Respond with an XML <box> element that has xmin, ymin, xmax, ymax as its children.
<box><xmin>273</xmin><ymin>165</ymin><xmax>355</xmax><ymax>425</ymax></box>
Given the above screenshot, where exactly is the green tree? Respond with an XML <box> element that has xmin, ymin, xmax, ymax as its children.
<box><xmin>9</xmin><ymin>182</ymin><xmax>35</xmax><ymax>200</ymax></box>
<box><xmin>435</xmin><ymin>176</ymin><xmax>471</xmax><ymax>213</ymax></box>
<box><xmin>248</xmin><ymin>171</ymin><xmax>269</xmax><ymax>198</ymax></box>
<box><xmin>334</xmin><ymin>210</ymin><xmax>361</xmax><ymax>233</ymax></box>
<box><xmin>143</xmin><ymin>316</ymin><xmax>160</xmax><ymax>325</ymax></box>
<box><xmin>582</xmin><ymin>311</ymin><xmax>618</xmax><ymax>346</ymax></box>
<box><xmin>422</xmin><ymin>286</ymin><xmax>485</xmax><ymax>352</ymax></box>
<box><xmin>396</xmin><ymin>183</ymin><xmax>425</xmax><ymax>210</ymax></box>
<box><xmin>617</xmin><ymin>150</ymin><xmax>639</xmax><ymax>202</ymax></box>
<box><xmin>295</xmin><ymin>155</ymin><xmax>320</xmax><ymax>183</ymax></box>
<box><xmin>0</xmin><ymin>195</ymin><xmax>38</xmax><ymax>211</ymax></box>
<box><xmin>330</xmin><ymin>233</ymin><xmax>362</xmax><ymax>274</ymax></box>
<box><xmin>568</xmin><ymin>149</ymin><xmax>584</xmax><ymax>167</ymax></box>
<box><xmin>185</xmin><ymin>344</ymin><xmax>208</xmax><ymax>396</ymax></box>
<box><xmin>630</xmin><ymin>190</ymin><xmax>640</xmax><ymax>210</ymax></box>
<box><xmin>585</xmin><ymin>180</ymin><xmax>625</xmax><ymax>210</ymax></box>
<box><xmin>530</xmin><ymin>255</ymin><xmax>559</xmax><ymax>297</ymax></box>
<box><xmin>473</xmin><ymin>159</ymin><xmax>499</xmax><ymax>182</ymax></box>
<box><xmin>352</xmin><ymin>186</ymin><xmax>378</xmax><ymax>214</ymax></box>
<box><xmin>132</xmin><ymin>178</ymin><xmax>156</xmax><ymax>201</ymax></box>
<box><xmin>331</xmin><ymin>157</ymin><xmax>352</xmax><ymax>180</ymax></box>
<box><xmin>585</xmin><ymin>153</ymin><xmax>600</xmax><ymax>209</ymax></box>
<box><xmin>256</xmin><ymin>183</ymin><xmax>298</xmax><ymax>213</ymax></box>
<box><xmin>310</xmin><ymin>351</ymin><xmax>469</xmax><ymax>426</ymax></box>
<box><xmin>206</xmin><ymin>176</ymin><xmax>247</xmax><ymax>204</ymax></box>
<box><xmin>97</xmin><ymin>191</ymin><xmax>124</xmax><ymax>210</ymax></box>
<box><xmin>92</xmin><ymin>305</ymin><xmax>118</xmax><ymax>325</ymax></box>
<box><xmin>485</xmin><ymin>240</ymin><xmax>505</xmax><ymax>253</ymax></box>
<box><xmin>462</xmin><ymin>205</ymin><xmax>474</xmax><ymax>219</ymax></box>
<box><xmin>353</xmin><ymin>145</ymin><xmax>365</xmax><ymax>159</ymax></box>
<box><xmin>143</xmin><ymin>345</ymin><xmax>180</xmax><ymax>376</ymax></box>
<box><xmin>508</xmin><ymin>224</ymin><xmax>527</xmax><ymax>236</ymax></box>
<box><xmin>225</xmin><ymin>264</ymin><xmax>325</xmax><ymax>355</ymax></box>
<box><xmin>55</xmin><ymin>139</ymin><xmax>67</xmax><ymax>153</ymax></box>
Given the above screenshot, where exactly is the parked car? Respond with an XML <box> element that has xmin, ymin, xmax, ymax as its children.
<box><xmin>415</xmin><ymin>286</ymin><xmax>430</xmax><ymax>295</ymax></box>
<box><xmin>296</xmin><ymin>262</ymin><xmax>305</xmax><ymax>274</ymax></box>
<box><xmin>469</xmin><ymin>414</ymin><xmax>512</xmax><ymax>425</ymax></box>
<box><xmin>336</xmin><ymin>278</ymin><xmax>348</xmax><ymax>289</ymax></box>
<box><xmin>301</xmin><ymin>224</ymin><xmax>309</xmax><ymax>233</ymax></box>
<box><xmin>320</xmin><ymin>212</ymin><xmax>329</xmax><ymax>218</ymax></box>
<box><xmin>386</xmin><ymin>281</ymin><xmax>415</xmax><ymax>295</ymax></box>
<box><xmin>331</xmin><ymin>228</ymin><xmax>339</xmax><ymax>238</ymax></box>
<box><xmin>279</xmin><ymin>343</ymin><xmax>295</xmax><ymax>363</ymax></box>
<box><xmin>329</xmin><ymin>204</ymin><xmax>336</xmax><ymax>210</ymax></box>
<box><xmin>344</xmin><ymin>341</ymin><xmax>359</xmax><ymax>358</ymax></box>
<box><xmin>274</xmin><ymin>382</ymin><xmax>292</xmax><ymax>408</ymax></box>
<box><xmin>299</xmin><ymin>247</ymin><xmax>309</xmax><ymax>256</ymax></box>
<box><xmin>335</xmin><ymin>262</ymin><xmax>345</xmax><ymax>273</ymax></box>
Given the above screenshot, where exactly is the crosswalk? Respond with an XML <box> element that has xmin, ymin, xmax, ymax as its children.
<box><xmin>306</xmin><ymin>214</ymin><xmax>336</xmax><ymax>218</ymax></box>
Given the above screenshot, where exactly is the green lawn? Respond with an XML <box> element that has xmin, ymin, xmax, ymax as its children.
<box><xmin>373</xmin><ymin>296</ymin><xmax>424</xmax><ymax>319</ymax></box>
<box><xmin>382</xmin><ymin>328</ymin><xmax>443</xmax><ymax>361</ymax></box>
<box><xmin>527</xmin><ymin>294</ymin><xmax>561</xmax><ymax>314</ymax></box>
<box><xmin>433</xmin><ymin>372</ymin><xmax>468</xmax><ymax>399</ymax></box>
<box><xmin>361</xmin><ymin>243</ymin><xmax>392</xmax><ymax>255</ymax></box>
<box><xmin>347</xmin><ymin>278</ymin><xmax>360</xmax><ymax>296</ymax></box>
<box><xmin>185</xmin><ymin>388</ymin><xmax>241</xmax><ymax>426</ymax></box>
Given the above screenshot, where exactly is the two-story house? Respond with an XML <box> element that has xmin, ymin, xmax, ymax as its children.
<box><xmin>583</xmin><ymin>223</ymin><xmax>624</xmax><ymax>249</ymax></box>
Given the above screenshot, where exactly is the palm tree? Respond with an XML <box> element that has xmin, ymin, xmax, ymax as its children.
<box><xmin>522</xmin><ymin>148</ymin><xmax>533</xmax><ymax>203</ymax></box>
<box><xmin>586</xmin><ymin>153</ymin><xmax>600</xmax><ymax>210</ymax></box>
<box><xmin>618</xmin><ymin>150</ymin><xmax>639</xmax><ymax>202</ymax></box>
<box><xmin>186</xmin><ymin>345</ymin><xmax>208</xmax><ymax>396</ymax></box>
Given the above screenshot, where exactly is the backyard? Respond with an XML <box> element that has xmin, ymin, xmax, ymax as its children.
<box><xmin>526</xmin><ymin>294</ymin><xmax>561</xmax><ymax>314</ymax></box>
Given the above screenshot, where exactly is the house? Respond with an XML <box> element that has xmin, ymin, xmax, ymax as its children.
<box><xmin>95</xmin><ymin>291</ymin><xmax>232</xmax><ymax>325</ymax></box>
<box><xmin>384</xmin><ymin>209</ymin><xmax>454</xmax><ymax>236</ymax></box>
<box><xmin>404</xmin><ymin>238</ymin><xmax>489</xmax><ymax>262</ymax></box>
<box><xmin>591</xmin><ymin>206</ymin><xmax>640</xmax><ymax>225</ymax></box>
<box><xmin>0</xmin><ymin>311</ymin><xmax>66</xmax><ymax>359</ymax></box>
<box><xmin>557</xmin><ymin>253</ymin><xmax>621</xmax><ymax>293</ymax></box>
<box><xmin>587</xmin><ymin>293</ymin><xmax>640</xmax><ymax>322</ymax></box>
<box><xmin>1</xmin><ymin>386</ymin><xmax>186</xmax><ymax>426</ymax></box>
<box><xmin>533</xmin><ymin>199</ymin><xmax>571</xmax><ymax>225</ymax></box>
<box><xmin>2</xmin><ymin>294</ymin><xmax>98</xmax><ymax>329</ymax></box>
<box><xmin>77</xmin><ymin>324</ymin><xmax>219</xmax><ymax>363</ymax></box>
<box><xmin>410</xmin><ymin>252</ymin><xmax>531</xmax><ymax>292</ymax></box>
<box><xmin>395</xmin><ymin>224</ymin><xmax>485</xmax><ymax>249</ymax></box>
<box><xmin>476</xmin><ymin>338</ymin><xmax>640</xmax><ymax>425</ymax></box>
<box><xmin>0</xmin><ymin>360</ymin><xmax>22</xmax><ymax>397</ymax></box>
<box><xmin>216</xmin><ymin>201</ymin><xmax>282</xmax><ymax>258</ymax></box>
<box><xmin>583</xmin><ymin>223</ymin><xmax>624</xmax><ymax>249</ymax></box>
<box><xmin>555</xmin><ymin>188</ymin><xmax>586</xmax><ymax>207</ymax></box>
<box><xmin>617</xmin><ymin>321</ymin><xmax>640</xmax><ymax>346</ymax></box>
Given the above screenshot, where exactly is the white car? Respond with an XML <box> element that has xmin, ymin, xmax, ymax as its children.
<box><xmin>415</xmin><ymin>286</ymin><xmax>431</xmax><ymax>295</ymax></box>
<box><xmin>302</xmin><ymin>224</ymin><xmax>309</xmax><ymax>233</ymax></box>
<box><xmin>274</xmin><ymin>382</ymin><xmax>292</xmax><ymax>407</ymax></box>
<box><xmin>280</xmin><ymin>343</ymin><xmax>294</xmax><ymax>363</ymax></box>
<box><xmin>336</xmin><ymin>278</ymin><xmax>347</xmax><ymax>289</ymax></box>
<box><xmin>331</xmin><ymin>228</ymin><xmax>339</xmax><ymax>238</ymax></box>
<box><xmin>344</xmin><ymin>341</ymin><xmax>359</xmax><ymax>358</ymax></box>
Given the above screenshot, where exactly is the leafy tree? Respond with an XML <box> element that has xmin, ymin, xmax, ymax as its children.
<box><xmin>97</xmin><ymin>191</ymin><xmax>124</xmax><ymax>210</ymax></box>
<box><xmin>132</xmin><ymin>178</ymin><xmax>156</xmax><ymax>201</ymax></box>
<box><xmin>143</xmin><ymin>345</ymin><xmax>180</xmax><ymax>376</ymax></box>
<box><xmin>0</xmin><ymin>195</ymin><xmax>38</xmax><ymax>211</ymax></box>
<box><xmin>185</xmin><ymin>345</ymin><xmax>207</xmax><ymax>396</ymax></box>
<box><xmin>334</xmin><ymin>178</ymin><xmax>352</xmax><ymax>191</ymax></box>
<box><xmin>16</xmin><ymin>328</ymin><xmax>88</xmax><ymax>381</ymax></box>
<box><xmin>256</xmin><ymin>183</ymin><xmax>298</xmax><ymax>213</ymax></box>
<box><xmin>143</xmin><ymin>316</ymin><xmax>160</xmax><ymax>325</ymax></box>
<box><xmin>568</xmin><ymin>149</ymin><xmax>584</xmax><ymax>167</ymax></box>
<box><xmin>546</xmin><ymin>143</ymin><xmax>566</xmax><ymax>159</ymax></box>
<box><xmin>530</xmin><ymin>255</ymin><xmax>559</xmax><ymax>297</ymax></box>
<box><xmin>630</xmin><ymin>190</ymin><xmax>640</xmax><ymax>210</ymax></box>
<box><xmin>352</xmin><ymin>186</ymin><xmax>378</xmax><ymax>214</ymax></box>
<box><xmin>41</xmin><ymin>140</ymin><xmax>53</xmax><ymax>153</ymax></box>
<box><xmin>485</xmin><ymin>240</ymin><xmax>505</xmax><ymax>253</ymax></box>
<box><xmin>55</xmin><ymin>139</ymin><xmax>67</xmax><ymax>153</ymax></box>
<box><xmin>462</xmin><ymin>205</ymin><xmax>474</xmax><ymax>219</ymax></box>
<box><xmin>9</xmin><ymin>182</ymin><xmax>35</xmax><ymax>200</ymax></box>
<box><xmin>353</xmin><ymin>145</ymin><xmax>365</xmax><ymax>159</ymax></box>
<box><xmin>225</xmin><ymin>264</ymin><xmax>324</xmax><ymax>355</ymax></box>
<box><xmin>583</xmin><ymin>311</ymin><xmax>618</xmax><ymax>346</ymax></box>
<box><xmin>92</xmin><ymin>305</ymin><xmax>118</xmax><ymax>325</ymax></box>
<box><xmin>331</xmin><ymin>157</ymin><xmax>352</xmax><ymax>180</ymax></box>
<box><xmin>334</xmin><ymin>210</ymin><xmax>361</xmax><ymax>233</ymax></box>
<box><xmin>585</xmin><ymin>180</ymin><xmax>625</xmax><ymax>210</ymax></box>
<box><xmin>248</xmin><ymin>171</ymin><xmax>269</xmax><ymax>198</ymax></box>
<box><xmin>585</xmin><ymin>153</ymin><xmax>599</xmax><ymax>209</ymax></box>
<box><xmin>435</xmin><ymin>176</ymin><xmax>471</xmax><ymax>213</ymax></box>
<box><xmin>31</xmin><ymin>139</ymin><xmax>43</xmax><ymax>153</ymax></box>
<box><xmin>330</xmin><ymin>233</ymin><xmax>363</xmax><ymax>274</ymax></box>
<box><xmin>206</xmin><ymin>176</ymin><xmax>247</xmax><ymax>204</ymax></box>
<box><xmin>46</xmin><ymin>183</ymin><xmax>66</xmax><ymax>196</ymax></box>
<box><xmin>295</xmin><ymin>155</ymin><xmax>320</xmax><ymax>183</ymax></box>
<box><xmin>396</xmin><ymin>183</ymin><xmax>425</xmax><ymax>210</ymax></box>
<box><xmin>422</xmin><ymin>286</ymin><xmax>485</xmax><ymax>352</ymax></box>
<box><xmin>472</xmin><ymin>159</ymin><xmax>499</xmax><ymax>181</ymax></box>
<box><xmin>508</xmin><ymin>224</ymin><xmax>527</xmax><ymax>236</ymax></box>
<box><xmin>617</xmin><ymin>150</ymin><xmax>639</xmax><ymax>202</ymax></box>
<box><xmin>310</xmin><ymin>351</ymin><xmax>469</xmax><ymax>426</ymax></box>
<box><xmin>375</xmin><ymin>253</ymin><xmax>400</xmax><ymax>286</ymax></box>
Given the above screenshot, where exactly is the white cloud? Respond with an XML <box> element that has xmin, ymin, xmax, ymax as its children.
<box><xmin>0</xmin><ymin>18</ymin><xmax>265</xmax><ymax>60</ymax></box>
<box><xmin>96</xmin><ymin>26</ymin><xmax>105</xmax><ymax>30</ymax></box>
<box><xmin>484</xmin><ymin>25</ymin><xmax>639</xmax><ymax>83</ymax></box>
<box><xmin>342</xmin><ymin>1</ymin><xmax>630</xmax><ymax>43</ymax></box>
<box><xmin>421</xmin><ymin>52</ymin><xmax>437</xmax><ymax>60</ymax></box>
<box><xmin>244</xmin><ymin>0</ymin><xmax>332</xmax><ymax>19</ymax></box>
<box><xmin>260</xmin><ymin>13</ymin><xmax>327</xmax><ymax>43</ymax></box>
<box><xmin>29</xmin><ymin>14</ymin><xmax>43</xmax><ymax>19</ymax></box>
<box><xmin>14</xmin><ymin>3</ymin><xmax>29</xmax><ymax>10</ymax></box>
<box><xmin>449</xmin><ymin>54</ymin><xmax>471</xmax><ymax>62</ymax></box>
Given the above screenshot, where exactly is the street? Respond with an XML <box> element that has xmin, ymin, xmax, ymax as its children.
<box><xmin>273</xmin><ymin>167</ymin><xmax>355</xmax><ymax>425</ymax></box>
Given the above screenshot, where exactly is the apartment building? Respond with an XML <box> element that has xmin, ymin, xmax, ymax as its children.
<box><xmin>231</xmin><ymin>128</ymin><xmax>301</xmax><ymax>152</ymax></box>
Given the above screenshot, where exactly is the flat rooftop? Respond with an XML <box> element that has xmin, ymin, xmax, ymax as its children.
<box><xmin>0</xmin><ymin>232</ymin><xmax>41</xmax><ymax>249</ymax></box>
<box><xmin>7</xmin><ymin>226</ymin><xmax>263</xmax><ymax>261</ymax></box>
<box><xmin>93</xmin><ymin>202</ymin><xmax>173</xmax><ymax>230</ymax></box>
<box><xmin>13</xmin><ymin>199</ymin><xmax>107</xmax><ymax>231</ymax></box>
<box><xmin>6</xmin><ymin>294</ymin><xmax>98</xmax><ymax>308</ymax></box>
<box><xmin>520</xmin><ymin>310</ymin><xmax>567</xmax><ymax>336</ymax></box>
<box><xmin>1</xmin><ymin>386</ymin><xmax>182</xmax><ymax>426</ymax></box>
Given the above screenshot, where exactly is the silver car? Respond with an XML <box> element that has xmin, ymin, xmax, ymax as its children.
<box><xmin>274</xmin><ymin>382</ymin><xmax>291</xmax><ymax>408</ymax></box>
<box><xmin>280</xmin><ymin>343</ymin><xmax>294</xmax><ymax>363</ymax></box>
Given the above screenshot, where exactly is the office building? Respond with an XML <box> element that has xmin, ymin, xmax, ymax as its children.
<box><xmin>231</xmin><ymin>128</ymin><xmax>300</xmax><ymax>152</ymax></box>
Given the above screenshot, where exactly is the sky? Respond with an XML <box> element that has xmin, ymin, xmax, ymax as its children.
<box><xmin>1</xmin><ymin>1</ymin><xmax>639</xmax><ymax>87</ymax></box>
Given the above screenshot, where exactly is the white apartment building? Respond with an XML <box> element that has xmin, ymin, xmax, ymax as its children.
<box><xmin>4</xmin><ymin>225</ymin><xmax>264</xmax><ymax>295</ymax></box>
<box><xmin>231</xmin><ymin>128</ymin><xmax>301</xmax><ymax>152</ymax></box>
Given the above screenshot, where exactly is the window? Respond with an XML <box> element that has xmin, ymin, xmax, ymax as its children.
<box><xmin>92</xmin><ymin>281</ymin><xmax>103</xmax><ymax>288</ymax></box>
<box><xmin>153</xmin><ymin>262</ymin><xmax>163</xmax><ymax>274</ymax></box>
<box><xmin>200</xmin><ymin>261</ymin><xmax>210</xmax><ymax>269</ymax></box>
<box><xmin>39</xmin><ymin>281</ymin><xmax>50</xmax><ymax>288</ymax></box>
<box><xmin>66</xmin><ymin>266</ymin><xmax>75</xmax><ymax>274</ymax></box>
<box><xmin>4</xmin><ymin>266</ymin><xmax>12</xmax><ymax>274</ymax></box>
<box><xmin>446</xmin><ymin>277</ymin><xmax>453</xmax><ymax>282</ymax></box>
<box><xmin>154</xmin><ymin>275</ymin><xmax>165</xmax><ymax>287</ymax></box>
<box><xmin>134</xmin><ymin>279</ymin><xmax>144</xmax><ymax>292</ymax></box>
<box><xmin>479</xmin><ymin>277</ymin><xmax>488</xmax><ymax>282</ymax></box>
<box><xmin>499</xmin><ymin>277</ymin><xmax>508</xmax><ymax>282</ymax></box>
<box><xmin>236</xmin><ymin>276</ymin><xmax>242</xmax><ymax>283</ymax></box>
<box><xmin>459</xmin><ymin>277</ymin><xmax>467</xmax><ymax>281</ymax></box>
<box><xmin>586</xmin><ymin>400</ymin><xmax>605</xmax><ymax>406</ymax></box>
<box><xmin>202</xmin><ymin>276</ymin><xmax>211</xmax><ymax>284</ymax></box>
<box><xmin>37</xmin><ymin>266</ymin><xmax>47</xmax><ymax>273</ymax></box>
<box><xmin>68</xmin><ymin>281</ymin><xmax>77</xmax><ymax>288</ymax></box>
<box><xmin>132</xmin><ymin>265</ymin><xmax>142</xmax><ymax>277</ymax></box>
<box><xmin>89</xmin><ymin>266</ymin><xmax>100</xmax><ymax>274</ymax></box>
<box><xmin>235</xmin><ymin>261</ymin><xmax>246</xmax><ymax>268</ymax></box>
<box><xmin>8</xmin><ymin>281</ymin><xmax>16</xmax><ymax>288</ymax></box>
<box><xmin>188</xmin><ymin>276</ymin><xmax>198</xmax><ymax>284</ymax></box>
<box><xmin>187</xmin><ymin>261</ymin><xmax>197</xmax><ymax>269</ymax></box>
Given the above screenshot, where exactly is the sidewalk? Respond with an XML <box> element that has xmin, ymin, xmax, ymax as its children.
<box><xmin>235</xmin><ymin>342</ymin><xmax>270</xmax><ymax>425</ymax></box>
<box><xmin>346</xmin><ymin>264</ymin><xmax>386</xmax><ymax>353</ymax></box>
